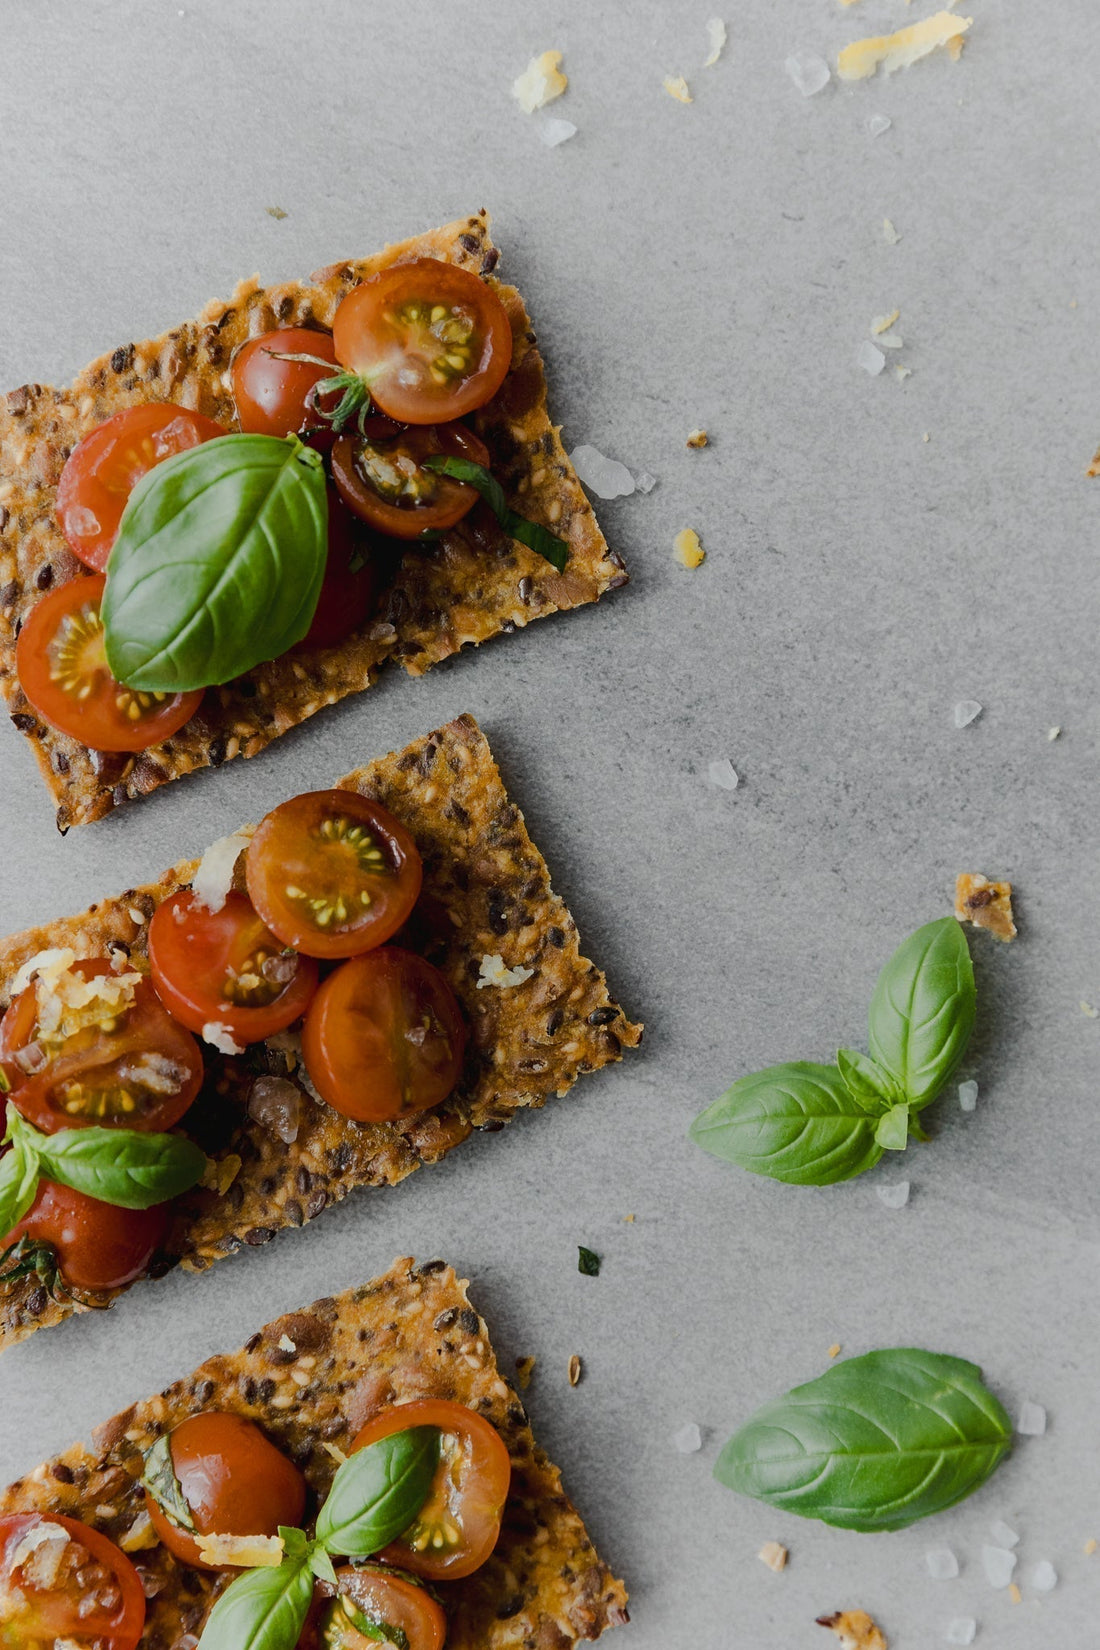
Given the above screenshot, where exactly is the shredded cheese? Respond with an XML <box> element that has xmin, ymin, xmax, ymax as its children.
<box><xmin>191</xmin><ymin>826</ymin><xmax>254</xmax><ymax>912</ymax></box>
<box><xmin>513</xmin><ymin>51</ymin><xmax>567</xmax><ymax>113</ymax></box>
<box><xmin>14</xmin><ymin>950</ymin><xmax>143</xmax><ymax>1046</ymax></box>
<box><xmin>477</xmin><ymin>954</ymin><xmax>535</xmax><ymax>990</ymax></box>
<box><xmin>704</xmin><ymin>19</ymin><xmax>727</xmax><ymax>67</ymax></box>
<box><xmin>202</xmin><ymin>1022</ymin><xmax>246</xmax><ymax>1056</ymax></box>
<box><xmin>838</xmin><ymin>11</ymin><xmax>972</xmax><ymax>80</ymax></box>
<box><xmin>663</xmin><ymin>75</ymin><xmax>693</xmax><ymax>104</ymax></box>
<box><xmin>673</xmin><ymin>528</ymin><xmax>706</xmax><ymax>569</ymax></box>
<box><xmin>195</xmin><ymin>1531</ymin><xmax>285</xmax><ymax>1568</ymax></box>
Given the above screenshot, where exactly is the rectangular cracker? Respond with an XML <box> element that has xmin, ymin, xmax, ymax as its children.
<box><xmin>0</xmin><ymin>1256</ymin><xmax>630</xmax><ymax>1648</ymax></box>
<box><xmin>0</xmin><ymin>714</ymin><xmax>641</xmax><ymax>1350</ymax></box>
<box><xmin>0</xmin><ymin>211</ymin><xmax>629</xmax><ymax>828</ymax></box>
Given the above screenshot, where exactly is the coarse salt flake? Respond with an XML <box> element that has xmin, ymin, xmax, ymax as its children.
<box><xmin>1032</xmin><ymin>1560</ymin><xmax>1058</xmax><ymax>1591</ymax></box>
<box><xmin>202</xmin><ymin>1022</ymin><xmax>245</xmax><ymax>1056</ymax></box>
<box><xmin>982</xmin><ymin>1545</ymin><xmax>1017</xmax><ymax>1588</ymax></box>
<box><xmin>958</xmin><ymin>1080</ymin><xmax>979</xmax><ymax>1112</ymax></box>
<box><xmin>785</xmin><ymin>52</ymin><xmax>831</xmax><ymax>97</ymax></box>
<box><xmin>895</xmin><ymin>365</ymin><xmax>912</xmax><ymax>381</ymax></box>
<box><xmin>663</xmin><ymin>75</ymin><xmax>693</xmax><ymax>104</ymax></box>
<box><xmin>883</xmin><ymin>218</ymin><xmax>902</xmax><ymax>245</ymax></box>
<box><xmin>926</xmin><ymin>1546</ymin><xmax>959</xmax><ymax>1580</ymax></box>
<box><xmin>758</xmin><ymin>1540</ymin><xmax>788</xmax><ymax>1572</ymax></box>
<box><xmin>513</xmin><ymin>51</ymin><xmax>567</xmax><ymax>114</ymax></box>
<box><xmin>989</xmin><ymin>1520</ymin><xmax>1018</xmax><ymax>1548</ymax></box>
<box><xmin>1017</xmin><ymin>1400</ymin><xmax>1047</xmax><ymax>1435</ymax></box>
<box><xmin>673</xmin><ymin>528</ymin><xmax>705</xmax><ymax>568</ymax></box>
<box><xmin>633</xmin><ymin>470</ymin><xmax>658</xmax><ymax>493</ymax></box>
<box><xmin>945</xmin><ymin>1623</ymin><xmax>976</xmax><ymax>1648</ymax></box>
<box><xmin>673</xmin><ymin>1422</ymin><xmax>703</xmax><ymax>1454</ymax></box>
<box><xmin>867</xmin><ymin>113</ymin><xmax>892</xmax><ymax>136</ymax></box>
<box><xmin>192</xmin><ymin>827</ymin><xmax>254</xmax><ymax>912</ymax></box>
<box><xmin>477</xmin><ymin>954</ymin><xmax>535</xmax><ymax>990</ymax></box>
<box><xmin>954</xmin><ymin>699</ymin><xmax>982</xmax><ymax>728</ymax></box>
<box><xmin>838</xmin><ymin>12</ymin><xmax>973</xmax><ymax>82</ymax></box>
<box><xmin>1081</xmin><ymin>1001</ymin><xmax>1099</xmax><ymax>1018</ymax></box>
<box><xmin>877</xmin><ymin>1180</ymin><xmax>910</xmax><ymax>1209</ymax></box>
<box><xmin>858</xmin><ymin>340</ymin><xmax>886</xmax><ymax>376</ymax></box>
<box><xmin>539</xmin><ymin>117</ymin><xmax>577</xmax><ymax>146</ymax></box>
<box><xmin>569</xmin><ymin>443</ymin><xmax>636</xmax><ymax>499</ymax></box>
<box><xmin>708</xmin><ymin>758</ymin><xmax>740</xmax><ymax>792</ymax></box>
<box><xmin>705</xmin><ymin>19</ymin><xmax>727</xmax><ymax>68</ymax></box>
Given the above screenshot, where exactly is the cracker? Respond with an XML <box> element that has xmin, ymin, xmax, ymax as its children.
<box><xmin>0</xmin><ymin>715</ymin><xmax>641</xmax><ymax>1349</ymax></box>
<box><xmin>0</xmin><ymin>212</ymin><xmax>628</xmax><ymax>828</ymax></box>
<box><xmin>954</xmin><ymin>872</ymin><xmax>1016</xmax><ymax>941</ymax></box>
<box><xmin>0</xmin><ymin>1256</ymin><xmax>630</xmax><ymax>1648</ymax></box>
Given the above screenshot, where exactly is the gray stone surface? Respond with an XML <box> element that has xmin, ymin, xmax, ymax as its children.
<box><xmin>0</xmin><ymin>1</ymin><xmax>1098</xmax><ymax>1644</ymax></box>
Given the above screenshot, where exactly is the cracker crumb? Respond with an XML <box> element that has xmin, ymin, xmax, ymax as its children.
<box><xmin>568</xmin><ymin>1354</ymin><xmax>583</xmax><ymax>1387</ymax></box>
<box><xmin>515</xmin><ymin>1355</ymin><xmax>537</xmax><ymax>1390</ymax></box>
<box><xmin>816</xmin><ymin>1610</ymin><xmax>888</xmax><ymax>1650</ymax></box>
<box><xmin>1084</xmin><ymin>1538</ymin><xmax>1097</xmax><ymax>1555</ymax></box>
<box><xmin>704</xmin><ymin>19</ymin><xmax>727</xmax><ymax>67</ymax></box>
<box><xmin>265</xmin><ymin>206</ymin><xmax>288</xmax><ymax>220</ymax></box>
<box><xmin>955</xmin><ymin>873</ymin><xmax>1016</xmax><ymax>941</ymax></box>
<box><xmin>872</xmin><ymin>310</ymin><xmax>900</xmax><ymax>337</ymax></box>
<box><xmin>883</xmin><ymin>218</ymin><xmax>902</xmax><ymax>244</ymax></box>
<box><xmin>686</xmin><ymin>428</ymin><xmax>709</xmax><ymax>448</ymax></box>
<box><xmin>1087</xmin><ymin>445</ymin><xmax>1100</xmax><ymax>477</ymax></box>
<box><xmin>1008</xmin><ymin>1582</ymin><xmax>1022</xmax><ymax>1604</ymax></box>
<box><xmin>838</xmin><ymin>12</ymin><xmax>973</xmax><ymax>81</ymax></box>
<box><xmin>759</xmin><ymin>1540</ymin><xmax>788</xmax><ymax>1572</ymax></box>
<box><xmin>513</xmin><ymin>51</ymin><xmax>568</xmax><ymax>113</ymax></box>
<box><xmin>663</xmin><ymin>75</ymin><xmax>693</xmax><ymax>104</ymax></box>
<box><xmin>673</xmin><ymin>528</ymin><xmax>705</xmax><ymax>568</ymax></box>
<box><xmin>200</xmin><ymin>1153</ymin><xmax>241</xmax><ymax>1196</ymax></box>
<box><xmin>277</xmin><ymin>1334</ymin><xmax>297</xmax><ymax>1353</ymax></box>
<box><xmin>1082</xmin><ymin>1001</ymin><xmax>1099</xmax><ymax>1019</ymax></box>
<box><xmin>828</xmin><ymin>1343</ymin><xmax>842</xmax><ymax>1359</ymax></box>
<box><xmin>118</xmin><ymin>1510</ymin><xmax>158</xmax><ymax>1553</ymax></box>
<box><xmin>623</xmin><ymin>1213</ymin><xmax>635</xmax><ymax>1223</ymax></box>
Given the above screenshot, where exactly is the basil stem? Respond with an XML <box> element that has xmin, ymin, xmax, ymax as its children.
<box><xmin>141</xmin><ymin>1433</ymin><xmax>196</xmax><ymax>1533</ymax></box>
<box><xmin>867</xmin><ymin>918</ymin><xmax>976</xmax><ymax>1111</ymax></box>
<box><xmin>315</xmin><ymin>1427</ymin><xmax>439</xmax><ymax>1557</ymax></box>
<box><xmin>15</xmin><ymin>1111</ymin><xmax>208</xmax><ymax>1209</ymax></box>
<box><xmin>714</xmin><ymin>1348</ymin><xmax>1012</xmax><ymax>1531</ymax></box>
<box><xmin>423</xmin><ymin>454</ymin><xmax>569</xmax><ymax>572</ymax></box>
<box><xmin>690</xmin><ymin>1062</ymin><xmax>885</xmax><ymax>1186</ymax></box>
<box><xmin>103</xmin><ymin>433</ymin><xmax>329</xmax><ymax>692</ymax></box>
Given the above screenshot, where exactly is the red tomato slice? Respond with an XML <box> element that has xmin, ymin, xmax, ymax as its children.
<box><xmin>245</xmin><ymin>791</ymin><xmax>422</xmax><ymax>960</ymax></box>
<box><xmin>0</xmin><ymin>958</ymin><xmax>204</xmax><ymax>1134</ymax></box>
<box><xmin>349</xmin><ymin>1400</ymin><xmax>510</xmax><ymax>1581</ymax></box>
<box><xmin>331</xmin><ymin>422</ymin><xmax>491</xmax><ymax>539</ymax></box>
<box><xmin>294</xmin><ymin>488</ymin><xmax>379</xmax><ymax>651</ymax></box>
<box><xmin>56</xmin><ymin>403</ymin><xmax>226</xmax><ymax>572</ymax></box>
<box><xmin>144</xmin><ymin>1411</ymin><xmax>308</xmax><ymax>1572</ymax></box>
<box><xmin>299</xmin><ymin>1565</ymin><xmax>446</xmax><ymax>1650</ymax></box>
<box><xmin>300</xmin><ymin>948</ymin><xmax>465</xmax><ymax>1123</ymax></box>
<box><xmin>0</xmin><ymin>1513</ymin><xmax>146</xmax><ymax>1649</ymax></box>
<box><xmin>1</xmin><ymin>1179</ymin><xmax>168</xmax><ymax>1292</ymax></box>
<box><xmin>232</xmin><ymin>327</ymin><xmax>339</xmax><ymax>437</ymax></box>
<box><xmin>332</xmin><ymin>259</ymin><xmax>513</xmax><ymax>424</ymax></box>
<box><xmin>149</xmin><ymin>890</ymin><xmax>318</xmax><ymax>1046</ymax></box>
<box><xmin>16</xmin><ymin>574</ymin><xmax>203</xmax><ymax>752</ymax></box>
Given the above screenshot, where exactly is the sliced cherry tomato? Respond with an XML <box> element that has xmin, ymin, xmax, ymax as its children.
<box><xmin>232</xmin><ymin>327</ymin><xmax>339</xmax><ymax>437</ymax></box>
<box><xmin>301</xmin><ymin>948</ymin><xmax>465</xmax><ymax>1123</ymax></box>
<box><xmin>0</xmin><ymin>958</ymin><xmax>204</xmax><ymax>1134</ymax></box>
<box><xmin>331</xmin><ymin>421</ymin><xmax>490</xmax><ymax>539</ymax></box>
<box><xmin>300</xmin><ymin>1565</ymin><xmax>446</xmax><ymax>1650</ymax></box>
<box><xmin>56</xmin><ymin>403</ymin><xmax>226</xmax><ymax>572</ymax></box>
<box><xmin>245</xmin><ymin>791</ymin><xmax>422</xmax><ymax>961</ymax></box>
<box><xmin>0</xmin><ymin>1512</ymin><xmax>146</xmax><ymax>1649</ymax></box>
<box><xmin>149</xmin><ymin>891</ymin><xmax>318</xmax><ymax>1046</ymax></box>
<box><xmin>349</xmin><ymin>1400</ymin><xmax>510</xmax><ymax>1581</ymax></box>
<box><xmin>15</xmin><ymin>574</ymin><xmax>203</xmax><ymax>752</ymax></box>
<box><xmin>1</xmin><ymin>1180</ymin><xmax>167</xmax><ymax>1292</ymax></box>
<box><xmin>332</xmin><ymin>259</ymin><xmax>513</xmax><ymax>425</ymax></box>
<box><xmin>294</xmin><ymin>488</ymin><xmax>379</xmax><ymax>651</ymax></box>
<box><xmin>144</xmin><ymin>1411</ymin><xmax>308</xmax><ymax>1573</ymax></box>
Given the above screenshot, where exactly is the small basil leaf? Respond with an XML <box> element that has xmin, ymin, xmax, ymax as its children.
<box><xmin>103</xmin><ymin>434</ymin><xmax>328</xmax><ymax>692</ymax></box>
<box><xmin>196</xmin><ymin>1546</ymin><xmax>314</xmax><ymax>1650</ymax></box>
<box><xmin>316</xmin><ymin>1427</ymin><xmax>439</xmax><ymax>1557</ymax></box>
<box><xmin>714</xmin><ymin>1347</ymin><xmax>1012</xmax><ymax>1532</ymax></box>
<box><xmin>0</xmin><ymin>1124</ymin><xmax>40</xmax><ymax>1238</ymax></box>
<box><xmin>423</xmin><ymin>454</ymin><xmax>569</xmax><ymax>572</ymax></box>
<box><xmin>141</xmin><ymin>1433</ymin><xmax>196</xmax><ymax>1534</ymax></box>
<box><xmin>873</xmin><ymin>1104</ymin><xmax>911</xmax><ymax>1151</ymax></box>
<box><xmin>689</xmin><ymin>1062</ymin><xmax>883</xmax><ymax>1186</ymax></box>
<box><xmin>868</xmin><ymin>918</ymin><xmax>976</xmax><ymax>1111</ymax></box>
<box><xmin>36</xmin><ymin>1126</ymin><xmax>208</xmax><ymax>1209</ymax></box>
<box><xmin>836</xmin><ymin>1048</ymin><xmax>899</xmax><ymax>1110</ymax></box>
<box><xmin>308</xmin><ymin>1539</ymin><xmax>338</xmax><ymax>1586</ymax></box>
<box><xmin>578</xmin><ymin>1246</ymin><xmax>600</xmax><ymax>1276</ymax></box>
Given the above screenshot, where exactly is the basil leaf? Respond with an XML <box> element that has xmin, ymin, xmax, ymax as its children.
<box><xmin>0</xmin><ymin>1124</ymin><xmax>41</xmax><ymax>1238</ymax></box>
<box><xmin>836</xmin><ymin>1048</ymin><xmax>899</xmax><ymax>1109</ymax></box>
<box><xmin>689</xmin><ymin>1062</ymin><xmax>883</xmax><ymax>1186</ymax></box>
<box><xmin>316</xmin><ymin>1427</ymin><xmax>439</xmax><ymax>1557</ymax></box>
<box><xmin>873</xmin><ymin>1104</ymin><xmax>911</xmax><ymax>1151</ymax></box>
<box><xmin>423</xmin><ymin>455</ymin><xmax>569</xmax><ymax>572</ymax></box>
<box><xmin>714</xmin><ymin>1347</ymin><xmax>1012</xmax><ymax>1532</ymax></box>
<box><xmin>103</xmin><ymin>434</ymin><xmax>328</xmax><ymax>692</ymax></box>
<box><xmin>141</xmin><ymin>1433</ymin><xmax>196</xmax><ymax>1533</ymax></box>
<box><xmin>578</xmin><ymin>1246</ymin><xmax>600</xmax><ymax>1276</ymax></box>
<box><xmin>196</xmin><ymin>1546</ymin><xmax>314</xmax><ymax>1650</ymax></box>
<box><xmin>868</xmin><ymin>919</ymin><xmax>976</xmax><ymax>1110</ymax></box>
<box><xmin>35</xmin><ymin>1123</ymin><xmax>207</xmax><ymax>1209</ymax></box>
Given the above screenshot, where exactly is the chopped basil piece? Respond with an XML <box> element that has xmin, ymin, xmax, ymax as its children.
<box><xmin>422</xmin><ymin>454</ymin><xmax>569</xmax><ymax>572</ymax></box>
<box><xmin>578</xmin><ymin>1246</ymin><xmax>600</xmax><ymax>1276</ymax></box>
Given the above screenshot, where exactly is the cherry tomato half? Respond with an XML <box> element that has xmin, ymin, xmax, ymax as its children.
<box><xmin>16</xmin><ymin>574</ymin><xmax>203</xmax><ymax>752</ymax></box>
<box><xmin>331</xmin><ymin>422</ymin><xmax>490</xmax><ymax>540</ymax></box>
<box><xmin>1</xmin><ymin>1180</ymin><xmax>168</xmax><ymax>1292</ymax></box>
<box><xmin>144</xmin><ymin>1411</ymin><xmax>308</xmax><ymax>1573</ymax></box>
<box><xmin>332</xmin><ymin>259</ymin><xmax>513</xmax><ymax>425</ymax></box>
<box><xmin>0</xmin><ymin>1513</ymin><xmax>146</xmax><ymax>1650</ymax></box>
<box><xmin>149</xmin><ymin>891</ymin><xmax>318</xmax><ymax>1047</ymax></box>
<box><xmin>294</xmin><ymin>488</ymin><xmax>379</xmax><ymax>651</ymax></box>
<box><xmin>299</xmin><ymin>1565</ymin><xmax>446</xmax><ymax>1650</ymax></box>
<box><xmin>301</xmin><ymin>948</ymin><xmax>465</xmax><ymax>1124</ymax></box>
<box><xmin>245</xmin><ymin>791</ymin><xmax>422</xmax><ymax>961</ymax></box>
<box><xmin>349</xmin><ymin>1400</ymin><xmax>510</xmax><ymax>1581</ymax></box>
<box><xmin>56</xmin><ymin>403</ymin><xmax>226</xmax><ymax>572</ymax></box>
<box><xmin>232</xmin><ymin>327</ymin><xmax>339</xmax><ymax>437</ymax></box>
<box><xmin>1</xmin><ymin>958</ymin><xmax>204</xmax><ymax>1134</ymax></box>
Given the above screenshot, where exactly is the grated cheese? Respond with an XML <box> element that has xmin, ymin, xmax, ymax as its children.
<box><xmin>759</xmin><ymin>1540</ymin><xmax>788</xmax><ymax>1572</ymax></box>
<box><xmin>838</xmin><ymin>11</ymin><xmax>973</xmax><ymax>80</ymax></box>
<box><xmin>704</xmin><ymin>19</ymin><xmax>727</xmax><ymax>67</ymax></box>
<box><xmin>477</xmin><ymin>953</ymin><xmax>535</xmax><ymax>990</ymax></box>
<box><xmin>202</xmin><ymin>1022</ymin><xmax>246</xmax><ymax>1056</ymax></box>
<box><xmin>673</xmin><ymin>528</ymin><xmax>705</xmax><ymax>568</ymax></box>
<box><xmin>16</xmin><ymin>950</ymin><xmax>143</xmax><ymax>1046</ymax></box>
<box><xmin>195</xmin><ymin>1531</ymin><xmax>284</xmax><ymax>1568</ymax></box>
<box><xmin>872</xmin><ymin>310</ymin><xmax>900</xmax><ymax>336</ymax></box>
<box><xmin>513</xmin><ymin>51</ymin><xmax>568</xmax><ymax>113</ymax></box>
<box><xmin>663</xmin><ymin>74</ymin><xmax>693</xmax><ymax>104</ymax></box>
<box><xmin>192</xmin><ymin>826</ymin><xmax>254</xmax><ymax>912</ymax></box>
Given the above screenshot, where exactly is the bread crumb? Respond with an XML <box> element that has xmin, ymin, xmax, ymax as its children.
<box><xmin>663</xmin><ymin>75</ymin><xmax>693</xmax><ymax>104</ymax></box>
<box><xmin>816</xmin><ymin>1611</ymin><xmax>888</xmax><ymax>1650</ymax></box>
<box><xmin>955</xmin><ymin>873</ymin><xmax>1016</xmax><ymax>942</ymax></box>
<box><xmin>200</xmin><ymin>1153</ymin><xmax>241</xmax><ymax>1196</ymax></box>
<box><xmin>623</xmin><ymin>1213</ymin><xmax>635</xmax><ymax>1223</ymax></box>
<box><xmin>513</xmin><ymin>51</ymin><xmax>567</xmax><ymax>113</ymax></box>
<box><xmin>686</xmin><ymin>428</ymin><xmax>709</xmax><ymax>448</ymax></box>
<box><xmin>1084</xmin><ymin>1537</ymin><xmax>1097</xmax><ymax>1555</ymax></box>
<box><xmin>265</xmin><ymin>206</ymin><xmax>288</xmax><ymax>221</ymax></box>
<box><xmin>568</xmin><ymin>1354</ymin><xmax>583</xmax><ymax>1387</ymax></box>
<box><xmin>838</xmin><ymin>12</ymin><xmax>973</xmax><ymax>81</ymax></box>
<box><xmin>515</xmin><ymin>1355</ymin><xmax>537</xmax><ymax>1390</ymax></box>
<box><xmin>759</xmin><ymin>1541</ymin><xmax>788</xmax><ymax>1572</ymax></box>
<box><xmin>828</xmin><ymin>1343</ymin><xmax>842</xmax><ymax>1359</ymax></box>
<box><xmin>673</xmin><ymin>528</ymin><xmax>705</xmax><ymax>568</ymax></box>
<box><xmin>1086</xmin><ymin>444</ymin><xmax>1100</xmax><ymax>477</ymax></box>
<box><xmin>1008</xmin><ymin>1582</ymin><xmax>1022</xmax><ymax>1604</ymax></box>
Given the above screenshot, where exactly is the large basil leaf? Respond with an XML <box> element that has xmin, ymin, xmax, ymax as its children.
<box><xmin>316</xmin><ymin>1427</ymin><xmax>439</xmax><ymax>1557</ymax></box>
<box><xmin>868</xmin><ymin>919</ymin><xmax>975</xmax><ymax>1110</ymax></box>
<box><xmin>715</xmin><ymin>1348</ymin><xmax>1012</xmax><ymax>1532</ymax></box>
<box><xmin>0</xmin><ymin>1124</ymin><xmax>41</xmax><ymax>1237</ymax></box>
<box><xmin>103</xmin><ymin>434</ymin><xmax>328</xmax><ymax>692</ymax></box>
<box><xmin>32</xmin><ymin>1121</ymin><xmax>207</xmax><ymax>1209</ymax></box>
<box><xmin>689</xmin><ymin>1062</ymin><xmax>884</xmax><ymax>1186</ymax></box>
<box><xmin>197</xmin><ymin>1541</ymin><xmax>315</xmax><ymax>1650</ymax></box>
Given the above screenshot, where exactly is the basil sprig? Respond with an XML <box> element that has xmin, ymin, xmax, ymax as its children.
<box><xmin>689</xmin><ymin>918</ymin><xmax>975</xmax><ymax>1186</ymax></box>
<box><xmin>198</xmin><ymin>1428</ymin><xmax>440</xmax><ymax>1650</ymax></box>
<box><xmin>715</xmin><ymin>1348</ymin><xmax>1012</xmax><ymax>1531</ymax></box>
<box><xmin>0</xmin><ymin>1102</ymin><xmax>207</xmax><ymax>1238</ymax></box>
<box><xmin>423</xmin><ymin>454</ymin><xmax>569</xmax><ymax>572</ymax></box>
<box><xmin>103</xmin><ymin>434</ymin><xmax>328</xmax><ymax>692</ymax></box>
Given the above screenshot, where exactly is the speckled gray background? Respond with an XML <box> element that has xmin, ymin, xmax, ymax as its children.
<box><xmin>0</xmin><ymin>1</ymin><xmax>1098</xmax><ymax>1645</ymax></box>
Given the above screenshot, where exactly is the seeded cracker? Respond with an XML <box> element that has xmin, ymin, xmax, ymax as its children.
<box><xmin>0</xmin><ymin>1258</ymin><xmax>630</xmax><ymax>1648</ymax></box>
<box><xmin>0</xmin><ymin>716</ymin><xmax>641</xmax><ymax>1350</ymax></box>
<box><xmin>0</xmin><ymin>213</ymin><xmax>629</xmax><ymax>828</ymax></box>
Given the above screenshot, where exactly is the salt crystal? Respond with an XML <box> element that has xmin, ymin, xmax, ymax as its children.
<box><xmin>1018</xmin><ymin>1400</ymin><xmax>1047</xmax><ymax>1436</ymax></box>
<box><xmin>1047</xmin><ymin>726</ymin><xmax>1061</xmax><ymax>740</ymax></box>
<box><xmin>708</xmin><ymin>759</ymin><xmax>740</xmax><ymax>792</ymax></box>
<box><xmin>539</xmin><ymin>118</ymin><xmax>577</xmax><ymax>147</ymax></box>
<box><xmin>958</xmin><ymin>1081</ymin><xmax>979</xmax><ymax>1112</ymax></box>
<box><xmin>982</xmin><ymin>1545</ymin><xmax>1017</xmax><ymax>1588</ymax></box>
<box><xmin>1032</xmin><ymin>1560</ymin><xmax>1058</xmax><ymax>1592</ymax></box>
<box><xmin>954</xmin><ymin>700</ymin><xmax>982</xmax><ymax>728</ymax></box>
<box><xmin>785</xmin><ymin>52</ymin><xmax>830</xmax><ymax>97</ymax></box>
<box><xmin>884</xmin><ymin>217</ymin><xmax>902</xmax><ymax>245</ymax></box>
<box><xmin>704</xmin><ymin>18</ymin><xmax>727</xmax><ymax>68</ymax></box>
<box><xmin>569</xmin><ymin>444</ymin><xmax>635</xmax><ymax>500</ymax></box>
<box><xmin>989</xmin><ymin>1520</ymin><xmax>1018</xmax><ymax>1548</ymax></box>
<box><xmin>945</xmin><ymin>1622</ymin><xmax>977</xmax><ymax>1647</ymax></box>
<box><xmin>1082</xmin><ymin>1002</ymin><xmax>1099</xmax><ymax>1019</ymax></box>
<box><xmin>895</xmin><ymin>365</ymin><xmax>912</xmax><ymax>381</ymax></box>
<box><xmin>878</xmin><ymin>334</ymin><xmax>904</xmax><ymax>350</ymax></box>
<box><xmin>673</xmin><ymin>1422</ymin><xmax>703</xmax><ymax>1454</ymax></box>
<box><xmin>858</xmin><ymin>340</ymin><xmax>886</xmax><ymax>376</ymax></box>
<box><xmin>867</xmin><ymin>113</ymin><xmax>892</xmax><ymax>136</ymax></box>
<box><xmin>926</xmin><ymin>1547</ymin><xmax>959</xmax><ymax>1580</ymax></box>
<box><xmin>633</xmin><ymin>470</ymin><xmax>658</xmax><ymax>493</ymax></box>
<box><xmin>877</xmin><ymin>1180</ymin><xmax>910</xmax><ymax>1209</ymax></box>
